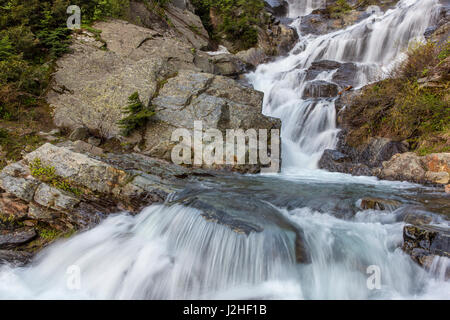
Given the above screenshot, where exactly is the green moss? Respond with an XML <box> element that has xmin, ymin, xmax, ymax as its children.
<box><xmin>37</xmin><ymin>227</ymin><xmax>60</xmax><ymax>241</ymax></box>
<box><xmin>343</xmin><ymin>41</ymin><xmax>450</xmax><ymax>155</ymax></box>
<box><xmin>328</xmin><ymin>0</ymin><xmax>352</xmax><ymax>19</ymax></box>
<box><xmin>0</xmin><ymin>129</ymin><xmax>45</xmax><ymax>168</ymax></box>
<box><xmin>29</xmin><ymin>158</ymin><xmax>83</xmax><ymax>196</ymax></box>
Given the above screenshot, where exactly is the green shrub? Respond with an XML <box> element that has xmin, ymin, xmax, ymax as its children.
<box><xmin>118</xmin><ymin>92</ymin><xmax>155</xmax><ymax>136</ymax></box>
<box><xmin>191</xmin><ymin>0</ymin><xmax>264</xmax><ymax>51</ymax></box>
<box><xmin>342</xmin><ymin>41</ymin><xmax>450</xmax><ymax>155</ymax></box>
<box><xmin>0</xmin><ymin>0</ymin><xmax>131</xmax><ymax>122</ymax></box>
<box><xmin>328</xmin><ymin>0</ymin><xmax>352</xmax><ymax>19</ymax></box>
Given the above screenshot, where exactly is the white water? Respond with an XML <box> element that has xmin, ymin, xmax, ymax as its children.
<box><xmin>248</xmin><ymin>0</ymin><xmax>441</xmax><ymax>169</ymax></box>
<box><xmin>0</xmin><ymin>0</ymin><xmax>448</xmax><ymax>300</ymax></box>
<box><xmin>286</xmin><ymin>0</ymin><xmax>324</xmax><ymax>17</ymax></box>
<box><xmin>1</xmin><ymin>202</ymin><xmax>448</xmax><ymax>299</ymax></box>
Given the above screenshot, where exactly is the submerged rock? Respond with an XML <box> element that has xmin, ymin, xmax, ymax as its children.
<box><xmin>302</xmin><ymin>80</ymin><xmax>339</xmax><ymax>98</ymax></box>
<box><xmin>359</xmin><ymin>197</ymin><xmax>401</xmax><ymax>211</ymax></box>
<box><xmin>168</xmin><ymin>185</ymin><xmax>310</xmax><ymax>263</ymax></box>
<box><xmin>403</xmin><ymin>224</ymin><xmax>450</xmax><ymax>273</ymax></box>
<box><xmin>305</xmin><ymin>60</ymin><xmax>358</xmax><ymax>89</ymax></box>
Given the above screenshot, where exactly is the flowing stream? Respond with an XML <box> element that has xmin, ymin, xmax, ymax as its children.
<box><xmin>0</xmin><ymin>0</ymin><xmax>449</xmax><ymax>299</ymax></box>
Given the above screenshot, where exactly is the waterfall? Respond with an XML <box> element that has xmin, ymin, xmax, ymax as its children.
<box><xmin>247</xmin><ymin>0</ymin><xmax>441</xmax><ymax>170</ymax></box>
<box><xmin>286</xmin><ymin>0</ymin><xmax>324</xmax><ymax>17</ymax></box>
<box><xmin>0</xmin><ymin>0</ymin><xmax>448</xmax><ymax>300</ymax></box>
<box><xmin>0</xmin><ymin>205</ymin><xmax>299</xmax><ymax>299</ymax></box>
<box><xmin>1</xmin><ymin>200</ymin><xmax>448</xmax><ymax>299</ymax></box>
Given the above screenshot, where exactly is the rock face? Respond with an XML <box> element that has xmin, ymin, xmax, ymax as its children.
<box><xmin>47</xmin><ymin>15</ymin><xmax>280</xmax><ymax>173</ymax></box>
<box><xmin>144</xmin><ymin>70</ymin><xmax>281</xmax><ymax>172</ymax></box>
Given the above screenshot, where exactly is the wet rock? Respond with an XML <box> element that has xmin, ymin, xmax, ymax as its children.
<box><xmin>357</xmin><ymin>137</ymin><xmax>409</xmax><ymax>168</ymax></box>
<box><xmin>302</xmin><ymin>80</ymin><xmax>339</xmax><ymax>98</ymax></box>
<box><xmin>0</xmin><ymin>228</ymin><xmax>37</xmax><ymax>249</ymax></box>
<box><xmin>69</xmin><ymin>127</ymin><xmax>89</xmax><ymax>141</ymax></box>
<box><xmin>403</xmin><ymin>224</ymin><xmax>450</xmax><ymax>269</ymax></box>
<box><xmin>359</xmin><ymin>197</ymin><xmax>401</xmax><ymax>211</ymax></box>
<box><xmin>318</xmin><ymin>149</ymin><xmax>372</xmax><ymax>176</ymax></box>
<box><xmin>305</xmin><ymin>60</ymin><xmax>342</xmax><ymax>81</ymax></box>
<box><xmin>396</xmin><ymin>208</ymin><xmax>433</xmax><ymax>226</ymax></box>
<box><xmin>304</xmin><ymin>60</ymin><xmax>358</xmax><ymax>88</ymax></box>
<box><xmin>332</xmin><ymin>62</ymin><xmax>358</xmax><ymax>88</ymax></box>
<box><xmin>0</xmin><ymin>250</ymin><xmax>32</xmax><ymax>266</ymax></box>
<box><xmin>168</xmin><ymin>185</ymin><xmax>310</xmax><ymax>263</ymax></box>
<box><xmin>299</xmin><ymin>14</ymin><xmax>330</xmax><ymax>35</ymax></box>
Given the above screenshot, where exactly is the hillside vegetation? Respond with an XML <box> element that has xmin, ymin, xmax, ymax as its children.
<box><xmin>342</xmin><ymin>41</ymin><xmax>450</xmax><ymax>155</ymax></box>
<box><xmin>191</xmin><ymin>0</ymin><xmax>266</xmax><ymax>51</ymax></box>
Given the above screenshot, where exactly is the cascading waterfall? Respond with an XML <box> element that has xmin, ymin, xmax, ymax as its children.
<box><xmin>247</xmin><ymin>0</ymin><xmax>441</xmax><ymax>170</ymax></box>
<box><xmin>286</xmin><ymin>0</ymin><xmax>323</xmax><ymax>17</ymax></box>
<box><xmin>0</xmin><ymin>0</ymin><xmax>448</xmax><ymax>300</ymax></box>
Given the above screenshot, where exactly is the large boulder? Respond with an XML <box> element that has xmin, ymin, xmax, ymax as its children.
<box><xmin>379</xmin><ymin>152</ymin><xmax>450</xmax><ymax>185</ymax></box>
<box><xmin>318</xmin><ymin>149</ymin><xmax>372</xmax><ymax>176</ymax></box>
<box><xmin>144</xmin><ymin>70</ymin><xmax>281</xmax><ymax>172</ymax></box>
<box><xmin>302</xmin><ymin>80</ymin><xmax>339</xmax><ymax>98</ymax></box>
<box><xmin>305</xmin><ymin>60</ymin><xmax>358</xmax><ymax>89</ymax></box>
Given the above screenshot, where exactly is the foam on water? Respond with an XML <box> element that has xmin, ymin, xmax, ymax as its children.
<box><xmin>247</xmin><ymin>0</ymin><xmax>441</xmax><ymax>170</ymax></box>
